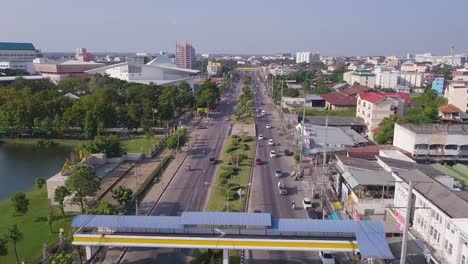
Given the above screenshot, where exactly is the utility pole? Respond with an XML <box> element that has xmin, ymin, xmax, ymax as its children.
<box><xmin>299</xmin><ymin>89</ymin><xmax>307</xmax><ymax>172</ymax></box>
<box><xmin>400</xmin><ymin>180</ymin><xmax>414</xmax><ymax>264</ymax></box>
<box><xmin>135</xmin><ymin>163</ymin><xmax>139</xmax><ymax>216</ymax></box>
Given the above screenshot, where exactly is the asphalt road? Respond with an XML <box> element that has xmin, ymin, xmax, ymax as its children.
<box><xmin>246</xmin><ymin>72</ymin><xmax>322</xmax><ymax>264</ymax></box>
<box><xmin>119</xmin><ymin>79</ymin><xmax>242</xmax><ymax>263</ymax></box>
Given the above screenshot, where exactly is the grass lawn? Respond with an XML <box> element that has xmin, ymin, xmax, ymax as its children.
<box><xmin>207</xmin><ymin>136</ymin><xmax>255</xmax><ymax>212</ymax></box>
<box><xmin>293</xmin><ymin>107</ymin><xmax>356</xmax><ymax>117</ymax></box>
<box><xmin>120</xmin><ymin>136</ymin><xmax>163</xmax><ymax>154</ymax></box>
<box><xmin>0</xmin><ymin>188</ymin><xmax>75</xmax><ymax>264</ymax></box>
<box><xmin>0</xmin><ymin>138</ymin><xmax>84</xmax><ymax>149</ymax></box>
<box><xmin>432</xmin><ymin>163</ymin><xmax>468</xmax><ymax>186</ymax></box>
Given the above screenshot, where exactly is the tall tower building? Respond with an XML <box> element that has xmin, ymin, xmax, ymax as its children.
<box><xmin>175</xmin><ymin>41</ymin><xmax>195</xmax><ymax>69</ymax></box>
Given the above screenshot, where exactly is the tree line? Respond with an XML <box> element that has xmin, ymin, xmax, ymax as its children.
<box><xmin>0</xmin><ymin>75</ymin><xmax>220</xmax><ymax>139</ymax></box>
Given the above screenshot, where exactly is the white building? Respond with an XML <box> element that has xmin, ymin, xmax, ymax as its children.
<box><xmin>390</xmin><ymin>168</ymin><xmax>468</xmax><ymax>264</ymax></box>
<box><xmin>400</xmin><ymin>62</ymin><xmax>428</xmax><ymax>73</ymax></box>
<box><xmin>445</xmin><ymin>75</ymin><xmax>468</xmax><ymax>113</ymax></box>
<box><xmin>296</xmin><ymin>52</ymin><xmax>320</xmax><ymax>64</ymax></box>
<box><xmin>0</xmin><ymin>42</ymin><xmax>39</xmax><ymax>74</ymax></box>
<box><xmin>375</xmin><ymin>70</ymin><xmax>399</xmax><ymax>89</ymax></box>
<box><xmin>399</xmin><ymin>72</ymin><xmax>424</xmax><ymax>88</ymax></box>
<box><xmin>85</xmin><ymin>55</ymin><xmax>199</xmax><ymax>89</ymax></box>
<box><xmin>415</xmin><ymin>53</ymin><xmax>467</xmax><ymax>67</ymax></box>
<box><xmin>343</xmin><ymin>70</ymin><xmax>376</xmax><ymax>88</ymax></box>
<box><xmin>0</xmin><ymin>61</ymin><xmax>36</xmax><ymax>74</ymax></box>
<box><xmin>393</xmin><ymin>123</ymin><xmax>468</xmax><ymax>162</ymax></box>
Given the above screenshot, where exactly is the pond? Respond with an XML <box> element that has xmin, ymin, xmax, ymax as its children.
<box><xmin>0</xmin><ymin>143</ymin><xmax>73</xmax><ymax>200</ymax></box>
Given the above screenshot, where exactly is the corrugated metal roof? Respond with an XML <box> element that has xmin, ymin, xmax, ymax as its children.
<box><xmin>71</xmin><ymin>214</ymin><xmax>183</xmax><ymax>230</ymax></box>
<box><xmin>0</xmin><ymin>42</ymin><xmax>36</xmax><ymax>51</ymax></box>
<box><xmin>181</xmin><ymin>212</ymin><xmax>271</xmax><ymax>227</ymax></box>
<box><xmin>272</xmin><ymin>219</ymin><xmax>394</xmax><ymax>259</ymax></box>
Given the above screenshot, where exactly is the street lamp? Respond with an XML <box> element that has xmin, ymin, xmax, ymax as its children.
<box><xmin>204</xmin><ymin>182</ymin><xmax>251</xmax><ymax>212</ymax></box>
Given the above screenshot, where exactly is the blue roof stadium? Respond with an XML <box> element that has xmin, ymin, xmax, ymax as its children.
<box><xmin>0</xmin><ymin>42</ymin><xmax>36</xmax><ymax>51</ymax></box>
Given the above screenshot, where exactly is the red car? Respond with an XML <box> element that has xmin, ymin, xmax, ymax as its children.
<box><xmin>253</xmin><ymin>209</ymin><xmax>262</xmax><ymax>213</ymax></box>
<box><xmin>255</xmin><ymin>158</ymin><xmax>262</xmax><ymax>165</ymax></box>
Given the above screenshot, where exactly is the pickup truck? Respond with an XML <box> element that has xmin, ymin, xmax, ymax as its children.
<box><xmin>209</xmin><ymin>157</ymin><xmax>216</xmax><ymax>165</ymax></box>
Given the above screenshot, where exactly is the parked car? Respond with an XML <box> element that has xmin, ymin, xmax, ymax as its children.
<box><xmin>266</xmin><ymin>124</ymin><xmax>271</xmax><ymax>129</ymax></box>
<box><xmin>319</xmin><ymin>251</ymin><xmax>335</xmax><ymax>264</ymax></box>
<box><xmin>268</xmin><ymin>139</ymin><xmax>275</xmax><ymax>146</ymax></box>
<box><xmin>302</xmin><ymin>198</ymin><xmax>312</xmax><ymax>209</ymax></box>
<box><xmin>253</xmin><ymin>209</ymin><xmax>262</xmax><ymax>213</ymax></box>
<box><xmin>275</xmin><ymin>170</ymin><xmax>282</xmax><ymax>178</ymax></box>
<box><xmin>209</xmin><ymin>157</ymin><xmax>216</xmax><ymax>165</ymax></box>
<box><xmin>269</xmin><ymin>150</ymin><xmax>276</xmax><ymax>158</ymax></box>
<box><xmin>255</xmin><ymin>158</ymin><xmax>262</xmax><ymax>165</ymax></box>
<box><xmin>258</xmin><ymin>134</ymin><xmax>264</xmax><ymax>140</ymax></box>
<box><xmin>283</xmin><ymin>149</ymin><xmax>292</xmax><ymax>156</ymax></box>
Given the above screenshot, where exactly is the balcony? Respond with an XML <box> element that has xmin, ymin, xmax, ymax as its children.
<box><xmin>414</xmin><ymin>144</ymin><xmax>429</xmax><ymax>155</ymax></box>
<box><xmin>444</xmin><ymin>145</ymin><xmax>459</xmax><ymax>156</ymax></box>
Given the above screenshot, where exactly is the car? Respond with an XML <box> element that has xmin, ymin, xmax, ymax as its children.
<box><xmin>268</xmin><ymin>139</ymin><xmax>274</xmax><ymax>146</ymax></box>
<box><xmin>255</xmin><ymin>158</ymin><xmax>262</xmax><ymax>165</ymax></box>
<box><xmin>225</xmin><ymin>117</ymin><xmax>231</xmax><ymax>121</ymax></box>
<box><xmin>261</xmin><ymin>110</ymin><xmax>266</xmax><ymax>114</ymax></box>
<box><xmin>275</xmin><ymin>170</ymin><xmax>282</xmax><ymax>178</ymax></box>
<box><xmin>253</xmin><ymin>209</ymin><xmax>262</xmax><ymax>213</ymax></box>
<box><xmin>196</xmin><ymin>125</ymin><xmax>207</xmax><ymax>129</ymax></box>
<box><xmin>319</xmin><ymin>251</ymin><xmax>335</xmax><ymax>264</ymax></box>
<box><xmin>258</xmin><ymin>134</ymin><xmax>264</xmax><ymax>140</ymax></box>
<box><xmin>278</xmin><ymin>181</ymin><xmax>287</xmax><ymax>195</ymax></box>
<box><xmin>283</xmin><ymin>149</ymin><xmax>292</xmax><ymax>156</ymax></box>
<box><xmin>302</xmin><ymin>198</ymin><xmax>312</xmax><ymax>209</ymax></box>
<box><xmin>266</xmin><ymin>124</ymin><xmax>271</xmax><ymax>129</ymax></box>
<box><xmin>269</xmin><ymin>150</ymin><xmax>276</xmax><ymax>158</ymax></box>
<box><xmin>209</xmin><ymin>157</ymin><xmax>216</xmax><ymax>165</ymax></box>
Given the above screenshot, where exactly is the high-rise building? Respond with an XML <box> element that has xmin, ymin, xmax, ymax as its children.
<box><xmin>295</xmin><ymin>52</ymin><xmax>320</xmax><ymax>64</ymax></box>
<box><xmin>175</xmin><ymin>41</ymin><xmax>196</xmax><ymax>69</ymax></box>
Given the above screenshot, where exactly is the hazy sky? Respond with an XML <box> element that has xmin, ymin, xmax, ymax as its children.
<box><xmin>1</xmin><ymin>0</ymin><xmax>467</xmax><ymax>56</ymax></box>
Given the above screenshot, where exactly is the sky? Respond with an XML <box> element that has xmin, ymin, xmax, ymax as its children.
<box><xmin>1</xmin><ymin>0</ymin><xmax>467</xmax><ymax>56</ymax></box>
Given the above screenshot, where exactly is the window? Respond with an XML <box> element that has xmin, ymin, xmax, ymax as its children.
<box><xmin>430</xmin><ymin>226</ymin><xmax>434</xmax><ymax>236</ymax></box>
<box><xmin>363</xmin><ymin>102</ymin><xmax>366</xmax><ymax>107</ymax></box>
<box><xmin>444</xmin><ymin>240</ymin><xmax>448</xmax><ymax>250</ymax></box>
<box><xmin>462</xmin><ymin>255</ymin><xmax>466</xmax><ymax>264</ymax></box>
<box><xmin>448</xmin><ymin>243</ymin><xmax>453</xmax><ymax>255</ymax></box>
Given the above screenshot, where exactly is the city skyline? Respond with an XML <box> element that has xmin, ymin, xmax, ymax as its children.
<box><xmin>1</xmin><ymin>0</ymin><xmax>467</xmax><ymax>55</ymax></box>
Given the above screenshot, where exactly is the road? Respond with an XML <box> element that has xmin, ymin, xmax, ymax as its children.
<box><xmin>246</xmin><ymin>72</ymin><xmax>322</xmax><ymax>264</ymax></box>
<box><xmin>119</xmin><ymin>79</ymin><xmax>242</xmax><ymax>263</ymax></box>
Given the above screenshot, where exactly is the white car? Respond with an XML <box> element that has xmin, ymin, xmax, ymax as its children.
<box><xmin>302</xmin><ymin>198</ymin><xmax>312</xmax><ymax>209</ymax></box>
<box><xmin>268</xmin><ymin>139</ymin><xmax>274</xmax><ymax>146</ymax></box>
<box><xmin>261</xmin><ymin>110</ymin><xmax>266</xmax><ymax>114</ymax></box>
<box><xmin>269</xmin><ymin>150</ymin><xmax>276</xmax><ymax>158</ymax></box>
<box><xmin>319</xmin><ymin>251</ymin><xmax>335</xmax><ymax>264</ymax></box>
<box><xmin>275</xmin><ymin>170</ymin><xmax>282</xmax><ymax>178</ymax></box>
<box><xmin>258</xmin><ymin>134</ymin><xmax>264</xmax><ymax>140</ymax></box>
<box><xmin>266</xmin><ymin>124</ymin><xmax>271</xmax><ymax>129</ymax></box>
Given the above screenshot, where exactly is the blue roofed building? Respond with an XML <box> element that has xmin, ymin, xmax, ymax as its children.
<box><xmin>0</xmin><ymin>42</ymin><xmax>40</xmax><ymax>74</ymax></box>
<box><xmin>432</xmin><ymin>77</ymin><xmax>445</xmax><ymax>94</ymax></box>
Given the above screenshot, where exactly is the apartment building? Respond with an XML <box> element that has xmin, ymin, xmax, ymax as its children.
<box><xmin>375</xmin><ymin>70</ymin><xmax>399</xmax><ymax>89</ymax></box>
<box><xmin>207</xmin><ymin>61</ymin><xmax>222</xmax><ymax>76</ymax></box>
<box><xmin>356</xmin><ymin>92</ymin><xmax>411</xmax><ymax>136</ymax></box>
<box><xmin>399</xmin><ymin>72</ymin><xmax>424</xmax><ymax>88</ymax></box>
<box><xmin>393</xmin><ymin>123</ymin><xmax>468</xmax><ymax>162</ymax></box>
<box><xmin>432</xmin><ymin>77</ymin><xmax>445</xmax><ymax>95</ymax></box>
<box><xmin>400</xmin><ymin>62</ymin><xmax>429</xmax><ymax>73</ymax></box>
<box><xmin>296</xmin><ymin>51</ymin><xmax>320</xmax><ymax>64</ymax></box>
<box><xmin>343</xmin><ymin>70</ymin><xmax>376</xmax><ymax>88</ymax></box>
<box><xmin>445</xmin><ymin>75</ymin><xmax>468</xmax><ymax>113</ymax></box>
<box><xmin>0</xmin><ymin>42</ymin><xmax>41</xmax><ymax>74</ymax></box>
<box><xmin>175</xmin><ymin>40</ymin><xmax>196</xmax><ymax>69</ymax></box>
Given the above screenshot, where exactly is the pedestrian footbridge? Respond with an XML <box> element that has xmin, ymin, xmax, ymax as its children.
<box><xmin>71</xmin><ymin>212</ymin><xmax>394</xmax><ymax>263</ymax></box>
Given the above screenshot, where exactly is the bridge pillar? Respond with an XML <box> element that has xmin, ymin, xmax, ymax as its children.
<box><xmin>223</xmin><ymin>248</ymin><xmax>229</xmax><ymax>264</ymax></box>
<box><xmin>85</xmin><ymin>246</ymin><xmax>98</xmax><ymax>261</ymax></box>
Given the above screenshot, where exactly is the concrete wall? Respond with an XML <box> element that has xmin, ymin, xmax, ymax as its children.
<box><xmin>393</xmin><ymin>124</ymin><xmax>416</xmax><ymax>153</ymax></box>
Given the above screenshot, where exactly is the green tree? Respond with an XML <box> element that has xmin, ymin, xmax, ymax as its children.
<box><xmin>80</xmin><ymin>135</ymin><xmax>123</xmax><ymax>158</ymax></box>
<box><xmin>166</xmin><ymin>128</ymin><xmax>188</xmax><ymax>150</ymax></box>
<box><xmin>36</xmin><ymin>177</ymin><xmax>46</xmax><ymax>189</ymax></box>
<box><xmin>65</xmin><ymin>164</ymin><xmax>101</xmax><ymax>212</ymax></box>
<box><xmin>51</xmin><ymin>252</ymin><xmax>73</xmax><ymax>264</ymax></box>
<box><xmin>374</xmin><ymin>116</ymin><xmax>406</xmax><ymax>144</ymax></box>
<box><xmin>83</xmin><ymin>108</ymin><xmax>98</xmax><ymax>140</ymax></box>
<box><xmin>5</xmin><ymin>224</ymin><xmax>23</xmax><ymax>264</ymax></box>
<box><xmin>10</xmin><ymin>192</ymin><xmax>29</xmax><ymax>217</ymax></box>
<box><xmin>88</xmin><ymin>202</ymin><xmax>118</xmax><ymax>215</ymax></box>
<box><xmin>54</xmin><ymin>185</ymin><xmax>71</xmax><ymax>216</ymax></box>
<box><xmin>112</xmin><ymin>186</ymin><xmax>134</xmax><ymax>206</ymax></box>
<box><xmin>0</xmin><ymin>236</ymin><xmax>7</xmax><ymax>256</ymax></box>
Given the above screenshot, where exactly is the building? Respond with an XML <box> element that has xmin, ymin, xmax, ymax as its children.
<box><xmin>305</xmin><ymin>116</ymin><xmax>366</xmax><ymax>134</ymax></box>
<box><xmin>343</xmin><ymin>70</ymin><xmax>376</xmax><ymax>88</ymax></box>
<box><xmin>356</xmin><ymin>92</ymin><xmax>411</xmax><ymax>136</ymax></box>
<box><xmin>432</xmin><ymin>77</ymin><xmax>445</xmax><ymax>94</ymax></box>
<box><xmin>296</xmin><ymin>52</ymin><xmax>320</xmax><ymax>64</ymax></box>
<box><xmin>390</xmin><ymin>169</ymin><xmax>468</xmax><ymax>264</ymax></box>
<box><xmin>399</xmin><ymin>72</ymin><xmax>424</xmax><ymax>88</ymax></box>
<box><xmin>375</xmin><ymin>71</ymin><xmax>399</xmax><ymax>89</ymax></box>
<box><xmin>294</xmin><ymin>124</ymin><xmax>368</xmax><ymax>156</ymax></box>
<box><xmin>320</xmin><ymin>85</ymin><xmax>371</xmax><ymax>110</ymax></box>
<box><xmin>0</xmin><ymin>42</ymin><xmax>40</xmax><ymax>74</ymax></box>
<box><xmin>281</xmin><ymin>95</ymin><xmax>325</xmax><ymax>110</ymax></box>
<box><xmin>394</xmin><ymin>85</ymin><xmax>411</xmax><ymax>93</ymax></box>
<box><xmin>207</xmin><ymin>61</ymin><xmax>222</xmax><ymax>77</ymax></box>
<box><xmin>445</xmin><ymin>75</ymin><xmax>468</xmax><ymax>113</ymax></box>
<box><xmin>400</xmin><ymin>62</ymin><xmax>429</xmax><ymax>73</ymax></box>
<box><xmin>393</xmin><ymin>123</ymin><xmax>468</xmax><ymax>162</ymax></box>
<box><xmin>125</xmin><ymin>55</ymin><xmax>148</xmax><ymax>65</ymax></box>
<box><xmin>85</xmin><ymin>55</ymin><xmax>200</xmax><ymax>89</ymax></box>
<box><xmin>35</xmin><ymin>60</ymin><xmax>105</xmax><ymax>83</ymax></box>
<box><xmin>175</xmin><ymin>40</ymin><xmax>196</xmax><ymax>69</ymax></box>
<box><xmin>415</xmin><ymin>53</ymin><xmax>467</xmax><ymax>67</ymax></box>
<box><xmin>438</xmin><ymin>104</ymin><xmax>464</xmax><ymax>123</ymax></box>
